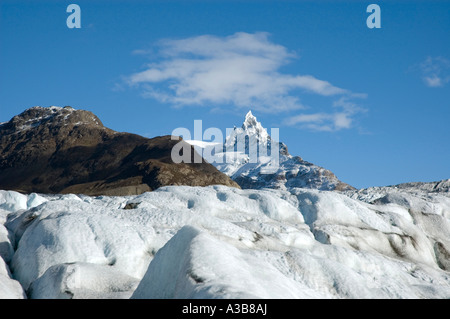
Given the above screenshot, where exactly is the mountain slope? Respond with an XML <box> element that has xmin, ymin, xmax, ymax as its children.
<box><xmin>0</xmin><ymin>106</ymin><xmax>239</xmax><ymax>195</ymax></box>
<box><xmin>188</xmin><ymin>111</ymin><xmax>354</xmax><ymax>191</ymax></box>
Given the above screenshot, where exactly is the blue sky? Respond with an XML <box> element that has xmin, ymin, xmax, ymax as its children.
<box><xmin>1</xmin><ymin>0</ymin><xmax>449</xmax><ymax>189</ymax></box>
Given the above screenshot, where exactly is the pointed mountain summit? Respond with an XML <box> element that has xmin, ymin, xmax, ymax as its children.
<box><xmin>241</xmin><ymin>111</ymin><xmax>270</xmax><ymax>141</ymax></box>
<box><xmin>224</xmin><ymin>111</ymin><xmax>288</xmax><ymax>159</ymax></box>
<box><xmin>191</xmin><ymin>111</ymin><xmax>354</xmax><ymax>191</ymax></box>
<box><xmin>0</xmin><ymin>106</ymin><xmax>239</xmax><ymax>195</ymax></box>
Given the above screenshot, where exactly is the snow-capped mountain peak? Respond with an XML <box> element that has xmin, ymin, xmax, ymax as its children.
<box><xmin>242</xmin><ymin>110</ymin><xmax>269</xmax><ymax>140</ymax></box>
<box><xmin>225</xmin><ymin>110</ymin><xmax>270</xmax><ymax>151</ymax></box>
<box><xmin>188</xmin><ymin>111</ymin><xmax>354</xmax><ymax>191</ymax></box>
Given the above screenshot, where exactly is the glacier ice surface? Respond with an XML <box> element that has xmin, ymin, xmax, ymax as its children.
<box><xmin>0</xmin><ymin>185</ymin><xmax>449</xmax><ymax>299</ymax></box>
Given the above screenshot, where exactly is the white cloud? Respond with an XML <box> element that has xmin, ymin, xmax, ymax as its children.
<box><xmin>284</xmin><ymin>112</ymin><xmax>354</xmax><ymax>132</ymax></box>
<box><xmin>423</xmin><ymin>75</ymin><xmax>443</xmax><ymax>88</ymax></box>
<box><xmin>126</xmin><ymin>32</ymin><xmax>351</xmax><ymax>113</ymax></box>
<box><xmin>283</xmin><ymin>95</ymin><xmax>367</xmax><ymax>132</ymax></box>
<box><xmin>418</xmin><ymin>56</ymin><xmax>450</xmax><ymax>88</ymax></box>
<box><xmin>126</xmin><ymin>32</ymin><xmax>368</xmax><ymax>132</ymax></box>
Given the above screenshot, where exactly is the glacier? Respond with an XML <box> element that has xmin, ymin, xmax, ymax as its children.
<box><xmin>1</xmin><ymin>182</ymin><xmax>450</xmax><ymax>299</ymax></box>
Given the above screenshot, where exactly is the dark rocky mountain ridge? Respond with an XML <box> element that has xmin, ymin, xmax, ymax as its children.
<box><xmin>0</xmin><ymin>106</ymin><xmax>239</xmax><ymax>196</ymax></box>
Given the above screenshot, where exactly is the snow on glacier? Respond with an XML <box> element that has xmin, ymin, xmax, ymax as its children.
<box><xmin>1</xmin><ymin>185</ymin><xmax>450</xmax><ymax>299</ymax></box>
<box><xmin>131</xmin><ymin>225</ymin><xmax>323</xmax><ymax>299</ymax></box>
<box><xmin>0</xmin><ymin>254</ymin><xmax>25</xmax><ymax>299</ymax></box>
<box><xmin>0</xmin><ymin>190</ymin><xmax>48</xmax><ymax>298</ymax></box>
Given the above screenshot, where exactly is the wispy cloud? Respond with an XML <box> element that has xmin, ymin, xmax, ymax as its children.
<box><xmin>126</xmin><ymin>32</ymin><xmax>352</xmax><ymax>111</ymax></box>
<box><xmin>417</xmin><ymin>56</ymin><xmax>450</xmax><ymax>88</ymax></box>
<box><xmin>283</xmin><ymin>112</ymin><xmax>351</xmax><ymax>132</ymax></box>
<box><xmin>283</xmin><ymin>96</ymin><xmax>367</xmax><ymax>132</ymax></box>
<box><xmin>126</xmin><ymin>32</ymin><xmax>366</xmax><ymax>131</ymax></box>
